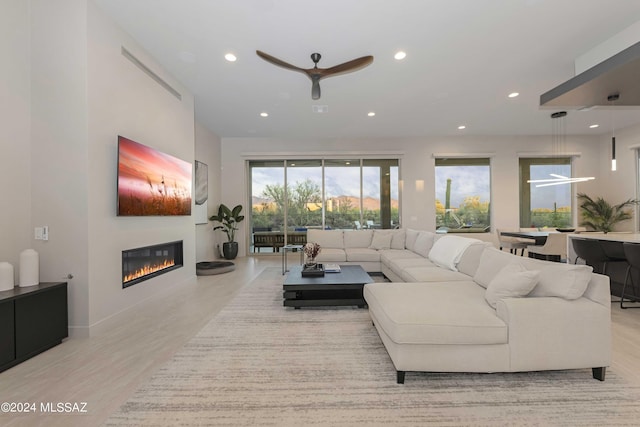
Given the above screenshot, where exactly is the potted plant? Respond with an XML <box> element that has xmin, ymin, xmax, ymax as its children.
<box><xmin>577</xmin><ymin>193</ymin><xmax>638</xmax><ymax>233</ymax></box>
<box><xmin>209</xmin><ymin>204</ymin><xmax>245</xmax><ymax>259</ymax></box>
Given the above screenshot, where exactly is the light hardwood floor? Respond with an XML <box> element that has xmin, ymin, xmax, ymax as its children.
<box><xmin>1</xmin><ymin>255</ymin><xmax>639</xmax><ymax>427</ymax></box>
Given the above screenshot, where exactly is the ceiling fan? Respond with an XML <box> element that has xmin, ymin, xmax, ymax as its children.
<box><xmin>256</xmin><ymin>50</ymin><xmax>374</xmax><ymax>100</ymax></box>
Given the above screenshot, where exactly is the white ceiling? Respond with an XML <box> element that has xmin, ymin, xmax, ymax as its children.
<box><xmin>94</xmin><ymin>0</ymin><xmax>640</xmax><ymax>139</ymax></box>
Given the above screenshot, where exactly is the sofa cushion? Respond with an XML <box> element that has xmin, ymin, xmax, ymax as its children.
<box><xmin>369</xmin><ymin>231</ymin><xmax>393</xmax><ymax>250</ymax></box>
<box><xmin>401</xmin><ymin>266</ymin><xmax>472</xmax><ymax>282</ymax></box>
<box><xmin>473</xmin><ymin>247</ymin><xmax>520</xmax><ymax>289</ymax></box>
<box><xmin>380</xmin><ymin>249</ymin><xmax>422</xmax><ymax>264</ymax></box>
<box><xmin>529</xmin><ymin>264</ymin><xmax>593</xmax><ymax>300</ymax></box>
<box><xmin>344</xmin><ymin>230</ymin><xmax>373</xmax><ymax>248</ymax></box>
<box><xmin>412</xmin><ymin>231</ymin><xmax>435</xmax><ymax>257</ymax></box>
<box><xmin>315</xmin><ymin>248</ymin><xmax>347</xmax><ymax>262</ymax></box>
<box><xmin>457</xmin><ymin>242</ymin><xmax>490</xmax><ymax>277</ymax></box>
<box><xmin>405</xmin><ymin>229</ymin><xmax>420</xmax><ymax>252</ymax></box>
<box><xmin>364</xmin><ymin>281</ymin><xmax>507</xmax><ymax>345</ymax></box>
<box><xmin>390</xmin><ymin>229</ymin><xmax>406</xmax><ymax>250</ymax></box>
<box><xmin>307</xmin><ymin>229</ymin><xmax>344</xmax><ymax>249</ymax></box>
<box><xmin>484</xmin><ymin>263</ymin><xmax>540</xmax><ymax>309</ymax></box>
<box><xmin>428</xmin><ymin>235</ymin><xmax>480</xmax><ymax>271</ymax></box>
<box><xmin>387</xmin><ymin>257</ymin><xmax>436</xmax><ymax>277</ymax></box>
<box><xmin>345</xmin><ymin>248</ymin><xmax>381</xmax><ymax>263</ymax></box>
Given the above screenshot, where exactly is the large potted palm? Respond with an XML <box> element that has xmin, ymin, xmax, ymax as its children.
<box><xmin>578</xmin><ymin>193</ymin><xmax>637</xmax><ymax>233</ymax></box>
<box><xmin>209</xmin><ymin>204</ymin><xmax>245</xmax><ymax>259</ymax></box>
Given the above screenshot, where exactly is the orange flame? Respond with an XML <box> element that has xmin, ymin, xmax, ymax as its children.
<box><xmin>123</xmin><ymin>259</ymin><xmax>175</xmax><ymax>283</ymax></box>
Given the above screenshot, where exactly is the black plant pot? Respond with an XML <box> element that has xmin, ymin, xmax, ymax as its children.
<box><xmin>222</xmin><ymin>241</ymin><xmax>239</xmax><ymax>260</ymax></box>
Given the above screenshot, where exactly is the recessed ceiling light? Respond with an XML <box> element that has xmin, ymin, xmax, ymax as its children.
<box><xmin>394</xmin><ymin>51</ymin><xmax>407</xmax><ymax>60</ymax></box>
<box><xmin>458</xmin><ymin>125</ymin><xmax>466</xmax><ymax>130</ymax></box>
<box><xmin>345</xmin><ymin>161</ymin><xmax>351</xmax><ymax>165</ymax></box>
<box><xmin>224</xmin><ymin>53</ymin><xmax>237</xmax><ymax>62</ymax></box>
<box><xmin>508</xmin><ymin>92</ymin><xmax>519</xmax><ymax>98</ymax></box>
<box><xmin>260</xmin><ymin>112</ymin><xmax>268</xmax><ymax>117</ymax></box>
<box><xmin>589</xmin><ymin>124</ymin><xmax>599</xmax><ymax>129</ymax></box>
<box><xmin>367</xmin><ymin>112</ymin><xmax>376</xmax><ymax>117</ymax></box>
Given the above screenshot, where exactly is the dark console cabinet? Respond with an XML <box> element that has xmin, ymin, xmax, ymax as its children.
<box><xmin>0</xmin><ymin>282</ymin><xmax>68</xmax><ymax>373</ymax></box>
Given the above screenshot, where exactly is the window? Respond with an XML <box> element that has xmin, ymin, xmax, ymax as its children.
<box><xmin>519</xmin><ymin>158</ymin><xmax>572</xmax><ymax>228</ymax></box>
<box><xmin>249</xmin><ymin>159</ymin><xmax>400</xmax><ymax>253</ymax></box>
<box><xmin>286</xmin><ymin>160</ymin><xmax>323</xmax><ymax>230</ymax></box>
<box><xmin>249</xmin><ymin>160</ymin><xmax>285</xmax><ymax>233</ymax></box>
<box><xmin>324</xmin><ymin>160</ymin><xmax>362</xmax><ymax>230</ymax></box>
<box><xmin>434</xmin><ymin>158</ymin><xmax>490</xmax><ymax>232</ymax></box>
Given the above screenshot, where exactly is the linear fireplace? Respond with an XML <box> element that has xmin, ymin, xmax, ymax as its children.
<box><xmin>122</xmin><ymin>240</ymin><xmax>183</xmax><ymax>288</ymax></box>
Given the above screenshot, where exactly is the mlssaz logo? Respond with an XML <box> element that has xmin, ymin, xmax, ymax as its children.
<box><xmin>40</xmin><ymin>402</ymin><xmax>88</xmax><ymax>413</ymax></box>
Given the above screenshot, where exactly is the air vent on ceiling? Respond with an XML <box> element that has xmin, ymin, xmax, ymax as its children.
<box><xmin>121</xmin><ymin>46</ymin><xmax>182</xmax><ymax>101</ymax></box>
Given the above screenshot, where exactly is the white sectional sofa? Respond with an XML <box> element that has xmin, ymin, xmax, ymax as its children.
<box><xmin>305</xmin><ymin>228</ymin><xmax>612</xmax><ymax>384</ymax></box>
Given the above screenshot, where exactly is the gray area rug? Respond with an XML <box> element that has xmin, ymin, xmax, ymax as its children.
<box><xmin>106</xmin><ymin>268</ymin><xmax>640</xmax><ymax>426</ymax></box>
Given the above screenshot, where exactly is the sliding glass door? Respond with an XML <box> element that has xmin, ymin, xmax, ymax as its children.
<box><xmin>248</xmin><ymin>158</ymin><xmax>400</xmax><ymax>254</ymax></box>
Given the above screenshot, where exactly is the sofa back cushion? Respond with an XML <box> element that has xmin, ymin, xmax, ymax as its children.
<box><xmin>411</xmin><ymin>231</ymin><xmax>435</xmax><ymax>257</ymax></box>
<box><xmin>457</xmin><ymin>242</ymin><xmax>491</xmax><ymax>277</ymax></box>
<box><xmin>473</xmin><ymin>247</ymin><xmax>518</xmax><ymax>289</ymax></box>
<box><xmin>529</xmin><ymin>264</ymin><xmax>593</xmax><ymax>300</ymax></box>
<box><xmin>474</xmin><ymin>247</ymin><xmax>593</xmax><ymax>300</ymax></box>
<box><xmin>405</xmin><ymin>229</ymin><xmax>420</xmax><ymax>251</ymax></box>
<box><xmin>307</xmin><ymin>229</ymin><xmax>344</xmax><ymax>249</ymax></box>
<box><xmin>344</xmin><ymin>230</ymin><xmax>373</xmax><ymax>248</ymax></box>
<box><xmin>509</xmin><ymin>253</ymin><xmax>593</xmax><ymax>300</ymax></box>
<box><xmin>390</xmin><ymin>229</ymin><xmax>406</xmax><ymax>250</ymax></box>
<box><xmin>369</xmin><ymin>230</ymin><xmax>393</xmax><ymax>250</ymax></box>
<box><xmin>428</xmin><ymin>235</ymin><xmax>480</xmax><ymax>271</ymax></box>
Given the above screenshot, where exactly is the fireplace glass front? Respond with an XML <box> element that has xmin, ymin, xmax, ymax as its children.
<box><xmin>122</xmin><ymin>240</ymin><xmax>183</xmax><ymax>288</ymax></box>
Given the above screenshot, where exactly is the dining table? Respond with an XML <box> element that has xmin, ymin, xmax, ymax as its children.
<box><xmin>499</xmin><ymin>231</ymin><xmax>551</xmax><ymax>246</ymax></box>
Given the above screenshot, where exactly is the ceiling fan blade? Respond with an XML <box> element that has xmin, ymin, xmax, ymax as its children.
<box><xmin>256</xmin><ymin>50</ymin><xmax>305</xmax><ymax>73</ymax></box>
<box><xmin>321</xmin><ymin>55</ymin><xmax>374</xmax><ymax>78</ymax></box>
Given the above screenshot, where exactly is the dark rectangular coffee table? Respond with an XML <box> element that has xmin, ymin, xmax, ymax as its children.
<box><xmin>283</xmin><ymin>265</ymin><xmax>373</xmax><ymax>308</ymax></box>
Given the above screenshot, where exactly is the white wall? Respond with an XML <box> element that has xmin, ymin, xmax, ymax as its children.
<box><xmin>221</xmin><ymin>134</ymin><xmax>603</xmax><ymax>255</ymax></box>
<box><xmin>4</xmin><ymin>0</ymin><xmax>199</xmax><ymax>337</ymax></box>
<box><xmin>0</xmin><ymin>0</ymin><xmax>31</xmax><ymax>280</ymax></box>
<box><xmin>30</xmin><ymin>0</ymin><xmax>91</xmax><ymax>332</ymax></box>
<box><xmin>86</xmin><ymin>1</ymin><xmax>196</xmax><ymax>333</ymax></box>
<box><xmin>195</xmin><ymin>121</ymin><xmax>222</xmax><ymax>261</ymax></box>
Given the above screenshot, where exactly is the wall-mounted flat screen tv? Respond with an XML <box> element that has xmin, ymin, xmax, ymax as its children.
<box><xmin>117</xmin><ymin>136</ymin><xmax>192</xmax><ymax>216</ymax></box>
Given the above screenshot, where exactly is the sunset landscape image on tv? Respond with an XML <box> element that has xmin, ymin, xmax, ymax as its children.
<box><xmin>117</xmin><ymin>136</ymin><xmax>192</xmax><ymax>216</ymax></box>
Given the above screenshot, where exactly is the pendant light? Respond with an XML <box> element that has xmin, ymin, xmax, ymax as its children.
<box><xmin>608</xmin><ymin>93</ymin><xmax>619</xmax><ymax>171</ymax></box>
<box><xmin>527</xmin><ymin>111</ymin><xmax>595</xmax><ymax>187</ymax></box>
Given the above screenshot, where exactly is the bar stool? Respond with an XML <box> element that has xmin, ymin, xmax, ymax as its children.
<box><xmin>600</xmin><ymin>240</ymin><xmax>627</xmax><ymax>263</ymax></box>
<box><xmin>571</xmin><ymin>238</ymin><xmax>609</xmax><ymax>274</ymax></box>
<box><xmin>621</xmin><ymin>243</ymin><xmax>640</xmax><ymax>309</ymax></box>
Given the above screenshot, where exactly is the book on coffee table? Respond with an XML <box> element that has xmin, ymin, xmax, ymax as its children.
<box><xmin>324</xmin><ymin>263</ymin><xmax>341</xmax><ymax>273</ymax></box>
